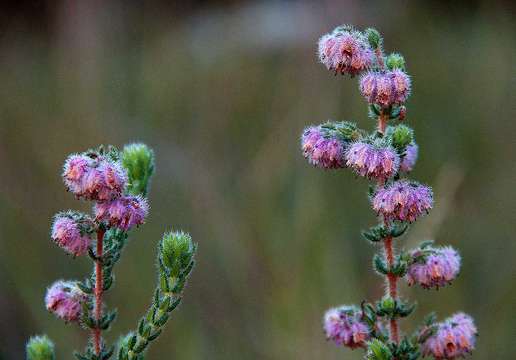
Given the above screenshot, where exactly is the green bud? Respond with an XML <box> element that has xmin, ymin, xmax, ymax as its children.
<box><xmin>160</xmin><ymin>231</ymin><xmax>196</xmax><ymax>278</ymax></box>
<box><xmin>366</xmin><ymin>339</ymin><xmax>392</xmax><ymax>360</ymax></box>
<box><xmin>121</xmin><ymin>143</ymin><xmax>155</xmax><ymax>196</ymax></box>
<box><xmin>380</xmin><ymin>296</ymin><xmax>396</xmax><ymax>313</ymax></box>
<box><xmin>26</xmin><ymin>335</ymin><xmax>55</xmax><ymax>360</ymax></box>
<box><xmin>364</xmin><ymin>28</ymin><xmax>382</xmax><ymax>50</ymax></box>
<box><xmin>390</xmin><ymin>125</ymin><xmax>413</xmax><ymax>150</ymax></box>
<box><xmin>386</xmin><ymin>53</ymin><xmax>406</xmax><ymax>70</ymax></box>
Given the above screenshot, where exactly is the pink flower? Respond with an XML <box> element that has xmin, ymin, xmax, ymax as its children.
<box><xmin>51</xmin><ymin>214</ymin><xmax>91</xmax><ymax>257</ymax></box>
<box><xmin>323</xmin><ymin>306</ymin><xmax>370</xmax><ymax>349</ymax></box>
<box><xmin>372</xmin><ymin>180</ymin><xmax>433</xmax><ymax>222</ymax></box>
<box><xmin>301</xmin><ymin>126</ymin><xmax>346</xmax><ymax>169</ymax></box>
<box><xmin>407</xmin><ymin>246</ymin><xmax>461</xmax><ymax>289</ymax></box>
<box><xmin>63</xmin><ymin>154</ymin><xmax>127</xmax><ymax>201</ymax></box>
<box><xmin>95</xmin><ymin>195</ymin><xmax>149</xmax><ymax>231</ymax></box>
<box><xmin>359</xmin><ymin>70</ymin><xmax>411</xmax><ymax>107</ymax></box>
<box><xmin>422</xmin><ymin>313</ymin><xmax>477</xmax><ymax>359</ymax></box>
<box><xmin>318</xmin><ymin>29</ymin><xmax>373</xmax><ymax>76</ymax></box>
<box><xmin>45</xmin><ymin>280</ymin><xmax>87</xmax><ymax>322</ymax></box>
<box><xmin>400</xmin><ymin>143</ymin><xmax>418</xmax><ymax>172</ymax></box>
<box><xmin>345</xmin><ymin>142</ymin><xmax>400</xmax><ymax>181</ymax></box>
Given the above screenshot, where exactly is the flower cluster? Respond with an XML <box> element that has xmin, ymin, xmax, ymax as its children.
<box><xmin>407</xmin><ymin>246</ymin><xmax>461</xmax><ymax>289</ymax></box>
<box><xmin>301</xmin><ymin>126</ymin><xmax>346</xmax><ymax>169</ymax></box>
<box><xmin>94</xmin><ymin>195</ymin><xmax>149</xmax><ymax>231</ymax></box>
<box><xmin>45</xmin><ymin>280</ymin><xmax>86</xmax><ymax>322</ymax></box>
<box><xmin>323</xmin><ymin>306</ymin><xmax>370</xmax><ymax>349</ymax></box>
<box><xmin>422</xmin><ymin>313</ymin><xmax>477</xmax><ymax>359</ymax></box>
<box><xmin>345</xmin><ymin>141</ymin><xmax>399</xmax><ymax>181</ymax></box>
<box><xmin>360</xmin><ymin>69</ymin><xmax>411</xmax><ymax>108</ymax></box>
<box><xmin>51</xmin><ymin>212</ymin><xmax>93</xmax><ymax>257</ymax></box>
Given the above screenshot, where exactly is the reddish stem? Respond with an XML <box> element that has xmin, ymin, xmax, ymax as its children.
<box><xmin>375</xmin><ymin>47</ymin><xmax>385</xmax><ymax>71</ymax></box>
<box><xmin>378</xmin><ymin>113</ymin><xmax>388</xmax><ymax>135</ymax></box>
<box><xmin>94</xmin><ymin>229</ymin><xmax>105</xmax><ymax>355</ymax></box>
<box><xmin>383</xmin><ymin>235</ymin><xmax>399</xmax><ymax>343</ymax></box>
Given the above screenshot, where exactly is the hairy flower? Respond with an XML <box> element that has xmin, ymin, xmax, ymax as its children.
<box><xmin>359</xmin><ymin>70</ymin><xmax>411</xmax><ymax>107</ymax></box>
<box><xmin>372</xmin><ymin>180</ymin><xmax>433</xmax><ymax>222</ymax></box>
<box><xmin>323</xmin><ymin>306</ymin><xmax>370</xmax><ymax>349</ymax></box>
<box><xmin>400</xmin><ymin>142</ymin><xmax>418</xmax><ymax>172</ymax></box>
<box><xmin>63</xmin><ymin>154</ymin><xmax>127</xmax><ymax>201</ymax></box>
<box><xmin>407</xmin><ymin>246</ymin><xmax>461</xmax><ymax>289</ymax></box>
<box><xmin>301</xmin><ymin>126</ymin><xmax>346</xmax><ymax>169</ymax></box>
<box><xmin>95</xmin><ymin>195</ymin><xmax>149</xmax><ymax>231</ymax></box>
<box><xmin>346</xmin><ymin>142</ymin><xmax>400</xmax><ymax>181</ymax></box>
<box><xmin>51</xmin><ymin>214</ymin><xmax>91</xmax><ymax>257</ymax></box>
<box><xmin>422</xmin><ymin>313</ymin><xmax>477</xmax><ymax>359</ymax></box>
<box><xmin>318</xmin><ymin>28</ymin><xmax>373</xmax><ymax>76</ymax></box>
<box><xmin>45</xmin><ymin>280</ymin><xmax>86</xmax><ymax>322</ymax></box>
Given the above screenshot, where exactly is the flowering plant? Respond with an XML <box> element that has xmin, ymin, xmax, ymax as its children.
<box><xmin>26</xmin><ymin>143</ymin><xmax>197</xmax><ymax>360</ymax></box>
<box><xmin>303</xmin><ymin>25</ymin><xmax>477</xmax><ymax>359</ymax></box>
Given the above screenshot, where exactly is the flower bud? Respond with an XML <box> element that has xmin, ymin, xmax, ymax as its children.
<box><xmin>379</xmin><ymin>296</ymin><xmax>395</xmax><ymax>313</ymax></box>
<box><xmin>26</xmin><ymin>335</ymin><xmax>55</xmax><ymax>360</ymax></box>
<box><xmin>386</xmin><ymin>53</ymin><xmax>405</xmax><ymax>70</ymax></box>
<box><xmin>121</xmin><ymin>143</ymin><xmax>155</xmax><ymax>196</ymax></box>
<box><xmin>390</xmin><ymin>124</ymin><xmax>413</xmax><ymax>150</ymax></box>
<box><xmin>160</xmin><ymin>231</ymin><xmax>196</xmax><ymax>278</ymax></box>
<box><xmin>364</xmin><ymin>28</ymin><xmax>382</xmax><ymax>50</ymax></box>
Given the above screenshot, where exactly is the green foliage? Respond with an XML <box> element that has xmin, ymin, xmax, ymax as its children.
<box><xmin>365</xmin><ymin>339</ymin><xmax>392</xmax><ymax>360</ymax></box>
<box><xmin>26</xmin><ymin>336</ymin><xmax>55</xmax><ymax>360</ymax></box>
<box><xmin>365</xmin><ymin>28</ymin><xmax>382</xmax><ymax>50</ymax></box>
<box><xmin>121</xmin><ymin>143</ymin><xmax>155</xmax><ymax>197</ymax></box>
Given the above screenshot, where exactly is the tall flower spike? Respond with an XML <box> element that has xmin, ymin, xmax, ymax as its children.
<box><xmin>301</xmin><ymin>126</ymin><xmax>347</xmax><ymax>169</ymax></box>
<box><xmin>323</xmin><ymin>306</ymin><xmax>371</xmax><ymax>349</ymax></box>
<box><xmin>94</xmin><ymin>195</ymin><xmax>149</xmax><ymax>231</ymax></box>
<box><xmin>422</xmin><ymin>313</ymin><xmax>477</xmax><ymax>359</ymax></box>
<box><xmin>345</xmin><ymin>141</ymin><xmax>400</xmax><ymax>181</ymax></box>
<box><xmin>45</xmin><ymin>280</ymin><xmax>87</xmax><ymax>323</ymax></box>
<box><xmin>407</xmin><ymin>246</ymin><xmax>461</xmax><ymax>289</ymax></box>
<box><xmin>51</xmin><ymin>213</ymin><xmax>92</xmax><ymax>257</ymax></box>
<box><xmin>372</xmin><ymin>180</ymin><xmax>433</xmax><ymax>223</ymax></box>
<box><xmin>318</xmin><ymin>27</ymin><xmax>374</xmax><ymax>76</ymax></box>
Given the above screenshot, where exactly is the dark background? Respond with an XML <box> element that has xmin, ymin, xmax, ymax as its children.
<box><xmin>1</xmin><ymin>1</ymin><xmax>515</xmax><ymax>359</ymax></box>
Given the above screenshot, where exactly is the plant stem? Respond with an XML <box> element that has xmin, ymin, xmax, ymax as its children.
<box><xmin>383</xmin><ymin>234</ymin><xmax>399</xmax><ymax>343</ymax></box>
<box><xmin>94</xmin><ymin>228</ymin><xmax>105</xmax><ymax>355</ymax></box>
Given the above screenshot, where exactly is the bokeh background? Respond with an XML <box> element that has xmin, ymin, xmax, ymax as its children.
<box><xmin>1</xmin><ymin>1</ymin><xmax>515</xmax><ymax>359</ymax></box>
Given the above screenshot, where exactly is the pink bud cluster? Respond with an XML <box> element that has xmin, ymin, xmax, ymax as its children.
<box><xmin>63</xmin><ymin>154</ymin><xmax>127</xmax><ymax>202</ymax></box>
<box><xmin>318</xmin><ymin>29</ymin><xmax>374</xmax><ymax>76</ymax></box>
<box><xmin>360</xmin><ymin>70</ymin><xmax>411</xmax><ymax>107</ymax></box>
<box><xmin>45</xmin><ymin>280</ymin><xmax>87</xmax><ymax>322</ymax></box>
<box><xmin>323</xmin><ymin>306</ymin><xmax>370</xmax><ymax>349</ymax></box>
<box><xmin>345</xmin><ymin>141</ymin><xmax>400</xmax><ymax>181</ymax></box>
<box><xmin>51</xmin><ymin>214</ymin><xmax>92</xmax><ymax>257</ymax></box>
<box><xmin>407</xmin><ymin>246</ymin><xmax>461</xmax><ymax>289</ymax></box>
<box><xmin>422</xmin><ymin>313</ymin><xmax>477</xmax><ymax>359</ymax></box>
<box><xmin>372</xmin><ymin>180</ymin><xmax>433</xmax><ymax>222</ymax></box>
<box><xmin>95</xmin><ymin>195</ymin><xmax>149</xmax><ymax>231</ymax></box>
<box><xmin>301</xmin><ymin>126</ymin><xmax>346</xmax><ymax>169</ymax></box>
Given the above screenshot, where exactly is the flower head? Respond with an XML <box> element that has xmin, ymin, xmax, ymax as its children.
<box><xmin>345</xmin><ymin>141</ymin><xmax>400</xmax><ymax>181</ymax></box>
<box><xmin>400</xmin><ymin>142</ymin><xmax>418</xmax><ymax>172</ymax></box>
<box><xmin>45</xmin><ymin>280</ymin><xmax>86</xmax><ymax>322</ymax></box>
<box><xmin>301</xmin><ymin>126</ymin><xmax>346</xmax><ymax>169</ymax></box>
<box><xmin>51</xmin><ymin>213</ymin><xmax>92</xmax><ymax>257</ymax></box>
<box><xmin>372</xmin><ymin>180</ymin><xmax>433</xmax><ymax>222</ymax></box>
<box><xmin>323</xmin><ymin>306</ymin><xmax>370</xmax><ymax>349</ymax></box>
<box><xmin>62</xmin><ymin>154</ymin><xmax>92</xmax><ymax>195</ymax></box>
<box><xmin>359</xmin><ymin>70</ymin><xmax>411</xmax><ymax>107</ymax></box>
<box><xmin>95</xmin><ymin>195</ymin><xmax>149</xmax><ymax>231</ymax></box>
<box><xmin>407</xmin><ymin>246</ymin><xmax>461</xmax><ymax>289</ymax></box>
<box><xmin>318</xmin><ymin>28</ymin><xmax>373</xmax><ymax>76</ymax></box>
<box><xmin>422</xmin><ymin>313</ymin><xmax>477</xmax><ymax>359</ymax></box>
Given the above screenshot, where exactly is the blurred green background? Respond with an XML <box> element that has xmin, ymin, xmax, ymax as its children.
<box><xmin>1</xmin><ymin>1</ymin><xmax>515</xmax><ymax>359</ymax></box>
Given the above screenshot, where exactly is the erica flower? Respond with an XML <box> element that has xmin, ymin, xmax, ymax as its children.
<box><xmin>51</xmin><ymin>214</ymin><xmax>92</xmax><ymax>257</ymax></box>
<box><xmin>372</xmin><ymin>180</ymin><xmax>433</xmax><ymax>222</ymax></box>
<box><xmin>407</xmin><ymin>246</ymin><xmax>461</xmax><ymax>289</ymax></box>
<box><xmin>422</xmin><ymin>313</ymin><xmax>477</xmax><ymax>359</ymax></box>
<box><xmin>95</xmin><ymin>195</ymin><xmax>149</xmax><ymax>231</ymax></box>
<box><xmin>45</xmin><ymin>280</ymin><xmax>87</xmax><ymax>322</ymax></box>
<box><xmin>359</xmin><ymin>70</ymin><xmax>411</xmax><ymax>107</ymax></box>
<box><xmin>63</xmin><ymin>154</ymin><xmax>127</xmax><ymax>201</ymax></box>
<box><xmin>318</xmin><ymin>28</ymin><xmax>373</xmax><ymax>76</ymax></box>
<box><xmin>345</xmin><ymin>141</ymin><xmax>400</xmax><ymax>181</ymax></box>
<box><xmin>400</xmin><ymin>142</ymin><xmax>418</xmax><ymax>172</ymax></box>
<box><xmin>301</xmin><ymin>126</ymin><xmax>346</xmax><ymax>169</ymax></box>
<box><xmin>323</xmin><ymin>306</ymin><xmax>370</xmax><ymax>349</ymax></box>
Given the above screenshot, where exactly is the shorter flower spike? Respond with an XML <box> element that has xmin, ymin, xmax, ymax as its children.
<box><xmin>160</xmin><ymin>231</ymin><xmax>196</xmax><ymax>279</ymax></box>
<box><xmin>345</xmin><ymin>141</ymin><xmax>400</xmax><ymax>181</ymax></box>
<box><xmin>372</xmin><ymin>180</ymin><xmax>433</xmax><ymax>223</ymax></box>
<box><xmin>407</xmin><ymin>246</ymin><xmax>461</xmax><ymax>289</ymax></box>
<box><xmin>26</xmin><ymin>335</ymin><xmax>55</xmax><ymax>360</ymax></box>
<box><xmin>121</xmin><ymin>143</ymin><xmax>155</xmax><ymax>196</ymax></box>
<box><xmin>301</xmin><ymin>126</ymin><xmax>347</xmax><ymax>169</ymax></box>
<box><xmin>422</xmin><ymin>313</ymin><xmax>477</xmax><ymax>359</ymax></box>
<box><xmin>360</xmin><ymin>70</ymin><xmax>411</xmax><ymax>108</ymax></box>
<box><xmin>45</xmin><ymin>280</ymin><xmax>87</xmax><ymax>323</ymax></box>
<box><xmin>318</xmin><ymin>26</ymin><xmax>374</xmax><ymax>76</ymax></box>
<box><xmin>94</xmin><ymin>195</ymin><xmax>149</xmax><ymax>231</ymax></box>
<box><xmin>51</xmin><ymin>212</ymin><xmax>93</xmax><ymax>257</ymax></box>
<box><xmin>323</xmin><ymin>305</ymin><xmax>371</xmax><ymax>349</ymax></box>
